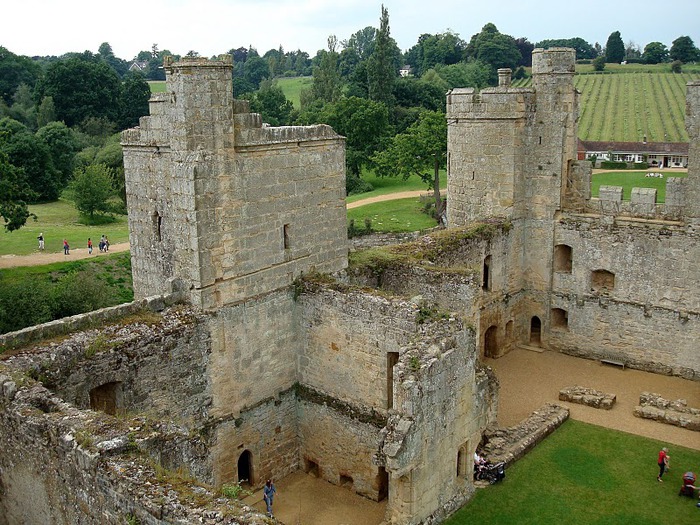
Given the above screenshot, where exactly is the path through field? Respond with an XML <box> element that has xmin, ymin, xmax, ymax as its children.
<box><xmin>0</xmin><ymin>242</ymin><xmax>130</xmax><ymax>269</ymax></box>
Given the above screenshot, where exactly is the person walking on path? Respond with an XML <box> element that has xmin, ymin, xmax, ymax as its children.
<box><xmin>63</xmin><ymin>239</ymin><xmax>70</xmax><ymax>255</ymax></box>
<box><xmin>263</xmin><ymin>479</ymin><xmax>277</xmax><ymax>517</ymax></box>
<box><xmin>88</xmin><ymin>238</ymin><xmax>93</xmax><ymax>254</ymax></box>
<box><xmin>37</xmin><ymin>233</ymin><xmax>44</xmax><ymax>251</ymax></box>
<box><xmin>657</xmin><ymin>447</ymin><xmax>669</xmax><ymax>481</ymax></box>
<box><xmin>104</xmin><ymin>235</ymin><xmax>110</xmax><ymax>252</ymax></box>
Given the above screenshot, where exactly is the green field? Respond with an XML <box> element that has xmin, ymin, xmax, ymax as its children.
<box><xmin>0</xmin><ymin>200</ymin><xmax>130</xmax><ymax>256</ymax></box>
<box><xmin>346</xmin><ymin>170</ymin><xmax>446</xmax><ymax>203</ymax></box>
<box><xmin>591</xmin><ymin>170</ymin><xmax>687</xmax><ymax>201</ymax></box>
<box><xmin>148</xmin><ymin>81</ymin><xmax>166</xmax><ymax>93</ymax></box>
<box><xmin>446</xmin><ymin>419</ymin><xmax>700</xmax><ymax>524</ymax></box>
<box><xmin>275</xmin><ymin>76</ymin><xmax>313</xmax><ymax>109</ymax></box>
<box><xmin>348</xmin><ymin>197</ymin><xmax>438</xmax><ymax>233</ymax></box>
<box><xmin>510</xmin><ymin>64</ymin><xmax>700</xmax><ymax>142</ymax></box>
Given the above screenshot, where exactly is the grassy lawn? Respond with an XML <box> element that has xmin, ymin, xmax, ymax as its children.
<box><xmin>276</xmin><ymin>76</ymin><xmax>313</xmax><ymax>109</ymax></box>
<box><xmin>148</xmin><ymin>81</ymin><xmax>166</xmax><ymax>93</ymax></box>
<box><xmin>347</xmin><ymin>170</ymin><xmax>446</xmax><ymax>203</ymax></box>
<box><xmin>348</xmin><ymin>197</ymin><xmax>438</xmax><ymax>233</ymax></box>
<box><xmin>592</xmin><ymin>171</ymin><xmax>688</xmax><ymax>202</ymax></box>
<box><xmin>0</xmin><ymin>200</ymin><xmax>130</xmax><ymax>256</ymax></box>
<box><xmin>446</xmin><ymin>419</ymin><xmax>700</xmax><ymax>525</ymax></box>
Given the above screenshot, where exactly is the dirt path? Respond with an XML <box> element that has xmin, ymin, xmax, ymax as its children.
<box><xmin>347</xmin><ymin>190</ymin><xmax>438</xmax><ymax>209</ymax></box>
<box><xmin>0</xmin><ymin>243</ymin><xmax>131</xmax><ymax>269</ymax></box>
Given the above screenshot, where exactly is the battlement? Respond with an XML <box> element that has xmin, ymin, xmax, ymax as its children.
<box><xmin>586</xmin><ymin>179</ymin><xmax>687</xmax><ymax>220</ymax></box>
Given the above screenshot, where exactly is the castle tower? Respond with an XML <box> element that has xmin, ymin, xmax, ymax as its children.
<box><xmin>121</xmin><ymin>57</ymin><xmax>347</xmax><ymax>308</ymax></box>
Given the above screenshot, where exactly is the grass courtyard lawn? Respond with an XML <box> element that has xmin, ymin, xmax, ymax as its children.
<box><xmin>445</xmin><ymin>419</ymin><xmax>700</xmax><ymax>525</ymax></box>
<box><xmin>347</xmin><ymin>197</ymin><xmax>438</xmax><ymax>233</ymax></box>
<box><xmin>148</xmin><ymin>81</ymin><xmax>166</xmax><ymax>93</ymax></box>
<box><xmin>592</xmin><ymin>171</ymin><xmax>688</xmax><ymax>202</ymax></box>
<box><xmin>0</xmin><ymin>200</ymin><xmax>130</xmax><ymax>256</ymax></box>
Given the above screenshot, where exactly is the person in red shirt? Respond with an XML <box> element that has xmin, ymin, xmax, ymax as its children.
<box><xmin>657</xmin><ymin>447</ymin><xmax>669</xmax><ymax>482</ymax></box>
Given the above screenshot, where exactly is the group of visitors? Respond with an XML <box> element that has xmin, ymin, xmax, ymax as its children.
<box><xmin>38</xmin><ymin>234</ymin><xmax>110</xmax><ymax>255</ymax></box>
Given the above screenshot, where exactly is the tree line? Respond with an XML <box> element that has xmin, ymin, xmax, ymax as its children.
<box><xmin>1</xmin><ymin>5</ymin><xmax>699</xmax><ymax>232</ymax></box>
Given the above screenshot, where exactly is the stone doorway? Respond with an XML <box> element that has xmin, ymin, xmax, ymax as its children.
<box><xmin>484</xmin><ymin>325</ymin><xmax>498</xmax><ymax>357</ymax></box>
<box><xmin>89</xmin><ymin>381</ymin><xmax>122</xmax><ymax>415</ymax></box>
<box><xmin>238</xmin><ymin>450</ymin><xmax>254</xmax><ymax>486</ymax></box>
<box><xmin>529</xmin><ymin>316</ymin><xmax>542</xmax><ymax>346</ymax></box>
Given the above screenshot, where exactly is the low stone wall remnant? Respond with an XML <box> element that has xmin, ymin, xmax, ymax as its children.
<box><xmin>633</xmin><ymin>392</ymin><xmax>700</xmax><ymax>431</ymax></box>
<box><xmin>559</xmin><ymin>385</ymin><xmax>616</xmax><ymax>410</ymax></box>
<box><xmin>481</xmin><ymin>403</ymin><xmax>570</xmax><ymax>467</ymax></box>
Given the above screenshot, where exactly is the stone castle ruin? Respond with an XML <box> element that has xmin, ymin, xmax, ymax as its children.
<box><xmin>0</xmin><ymin>49</ymin><xmax>698</xmax><ymax>524</ymax></box>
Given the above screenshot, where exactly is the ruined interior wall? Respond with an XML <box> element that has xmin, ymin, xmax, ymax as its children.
<box><xmin>383</xmin><ymin>323</ymin><xmax>492</xmax><ymax>524</ymax></box>
<box><xmin>299</xmin><ymin>288</ymin><xmax>418</xmax><ymax>410</ymax></box>
<box><xmin>554</xmin><ymin>218</ymin><xmax>700</xmax><ymax>311</ymax></box>
<box><xmin>297</xmin><ymin>396</ymin><xmax>384</xmax><ymax>500</ymax></box>
<box><xmin>212</xmin><ymin>389</ymin><xmax>298</xmax><ymax>488</ymax></box>
<box><xmin>208</xmin><ymin>291</ymin><xmax>299</xmax><ymax>419</ymax></box>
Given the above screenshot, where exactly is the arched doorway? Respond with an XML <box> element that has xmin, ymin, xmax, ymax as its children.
<box><xmin>237</xmin><ymin>450</ymin><xmax>253</xmax><ymax>486</ymax></box>
<box><xmin>530</xmin><ymin>316</ymin><xmax>542</xmax><ymax>347</ymax></box>
<box><xmin>484</xmin><ymin>325</ymin><xmax>498</xmax><ymax>357</ymax></box>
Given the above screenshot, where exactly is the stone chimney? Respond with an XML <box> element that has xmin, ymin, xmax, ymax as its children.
<box><xmin>498</xmin><ymin>68</ymin><xmax>512</xmax><ymax>87</ymax></box>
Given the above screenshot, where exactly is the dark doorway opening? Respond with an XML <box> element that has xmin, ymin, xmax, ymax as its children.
<box><xmin>237</xmin><ymin>450</ymin><xmax>253</xmax><ymax>486</ymax></box>
<box><xmin>376</xmin><ymin>467</ymin><xmax>389</xmax><ymax>501</ymax></box>
<box><xmin>530</xmin><ymin>316</ymin><xmax>542</xmax><ymax>346</ymax></box>
<box><xmin>387</xmin><ymin>352</ymin><xmax>399</xmax><ymax>409</ymax></box>
<box><xmin>89</xmin><ymin>381</ymin><xmax>122</xmax><ymax>415</ymax></box>
<box><xmin>304</xmin><ymin>458</ymin><xmax>320</xmax><ymax>477</ymax></box>
<box><xmin>484</xmin><ymin>325</ymin><xmax>498</xmax><ymax>357</ymax></box>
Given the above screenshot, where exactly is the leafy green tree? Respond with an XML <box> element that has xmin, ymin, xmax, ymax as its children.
<box><xmin>393</xmin><ymin>77</ymin><xmax>445</xmax><ymax>113</ymax></box>
<box><xmin>405</xmin><ymin>31</ymin><xmax>467</xmax><ymax>77</ymax></box>
<box><xmin>98</xmin><ymin>42</ymin><xmax>128</xmax><ymax>77</ymax></box>
<box><xmin>0</xmin><ymin>150</ymin><xmax>35</xmax><ymax>231</ymax></box>
<box><xmin>535</xmin><ymin>38</ymin><xmax>597</xmax><ymax>60</ymax></box>
<box><xmin>432</xmin><ymin>61</ymin><xmax>491</xmax><ymax>90</ymax></box>
<box><xmin>0</xmin><ymin>117</ymin><xmax>60</xmax><ymax>201</ymax></box>
<box><xmin>243</xmin><ymin>81</ymin><xmax>294</xmax><ymax>126</ymax></box>
<box><xmin>0</xmin><ymin>46</ymin><xmax>41</xmax><ymax>106</ymax></box>
<box><xmin>36</xmin><ymin>56</ymin><xmax>122</xmax><ymax>127</ymax></box>
<box><xmin>642</xmin><ymin>42</ymin><xmax>669</xmax><ymax>64</ymax></box>
<box><xmin>36</xmin><ymin>121</ymin><xmax>80</xmax><ymax>187</ymax></box>
<box><xmin>366</xmin><ymin>5</ymin><xmax>400</xmax><ymax>106</ymax></box>
<box><xmin>36</xmin><ymin>96</ymin><xmax>57</xmax><ymax>128</ymax></box>
<box><xmin>312</xmin><ymin>36</ymin><xmax>342</xmax><ymax>103</ymax></box>
<box><xmin>67</xmin><ymin>163</ymin><xmax>117</xmax><ymax>219</ymax></box>
<box><xmin>372</xmin><ymin>110</ymin><xmax>447</xmax><ymax>221</ymax></box>
<box><xmin>343</xmin><ymin>26</ymin><xmax>377</xmax><ymax>60</ymax></box>
<box><xmin>320</xmin><ymin>96</ymin><xmax>391</xmax><ymax>185</ymax></box>
<box><xmin>669</xmin><ymin>36</ymin><xmax>699</xmax><ymax>63</ymax></box>
<box><xmin>605</xmin><ymin>31</ymin><xmax>625</xmax><ymax>63</ymax></box>
<box><xmin>119</xmin><ymin>71</ymin><xmax>151</xmax><ymax>129</ymax></box>
<box><xmin>243</xmin><ymin>51</ymin><xmax>270</xmax><ymax>91</ymax></box>
<box><xmin>466</xmin><ymin>23</ymin><xmax>522</xmax><ymax>81</ymax></box>
<box><xmin>592</xmin><ymin>56</ymin><xmax>606</xmax><ymax>71</ymax></box>
<box><xmin>515</xmin><ymin>38</ymin><xmax>535</xmax><ymax>66</ymax></box>
<box><xmin>7</xmin><ymin>83</ymin><xmax>36</xmax><ymax>128</ymax></box>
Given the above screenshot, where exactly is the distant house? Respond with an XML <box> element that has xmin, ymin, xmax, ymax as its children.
<box><xmin>578</xmin><ymin>139</ymin><xmax>689</xmax><ymax>168</ymax></box>
<box><xmin>399</xmin><ymin>65</ymin><xmax>412</xmax><ymax>78</ymax></box>
<box><xmin>128</xmin><ymin>60</ymin><xmax>149</xmax><ymax>73</ymax></box>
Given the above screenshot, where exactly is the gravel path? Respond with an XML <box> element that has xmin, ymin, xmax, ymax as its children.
<box><xmin>0</xmin><ymin>243</ymin><xmax>130</xmax><ymax>269</ymax></box>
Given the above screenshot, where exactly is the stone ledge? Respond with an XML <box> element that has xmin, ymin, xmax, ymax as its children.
<box><xmin>634</xmin><ymin>392</ymin><xmax>700</xmax><ymax>431</ymax></box>
<box><xmin>481</xmin><ymin>403</ymin><xmax>569</xmax><ymax>467</ymax></box>
<box><xmin>559</xmin><ymin>385</ymin><xmax>616</xmax><ymax>410</ymax></box>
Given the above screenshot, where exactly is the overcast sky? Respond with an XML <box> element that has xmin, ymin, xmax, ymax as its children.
<box><xmin>3</xmin><ymin>0</ymin><xmax>699</xmax><ymax>60</ymax></box>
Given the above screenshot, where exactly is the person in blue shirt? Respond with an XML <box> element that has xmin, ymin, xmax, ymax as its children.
<box><xmin>263</xmin><ymin>478</ymin><xmax>277</xmax><ymax>517</ymax></box>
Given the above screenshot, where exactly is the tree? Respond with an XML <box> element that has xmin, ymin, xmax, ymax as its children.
<box><xmin>36</xmin><ymin>56</ymin><xmax>122</xmax><ymax>127</ymax></box>
<box><xmin>119</xmin><ymin>71</ymin><xmax>151</xmax><ymax>129</ymax></box>
<box><xmin>0</xmin><ymin>150</ymin><xmax>35</xmax><ymax>231</ymax></box>
<box><xmin>0</xmin><ymin>46</ymin><xmax>41</xmax><ymax>106</ymax></box>
<box><xmin>36</xmin><ymin>96</ymin><xmax>56</xmax><ymax>128</ymax></box>
<box><xmin>405</xmin><ymin>31</ymin><xmax>467</xmax><ymax>77</ymax></box>
<box><xmin>319</xmin><ymin>96</ymin><xmax>391</xmax><ymax>185</ymax></box>
<box><xmin>35</xmin><ymin>121</ymin><xmax>80</xmax><ymax>188</ymax></box>
<box><xmin>642</xmin><ymin>42</ymin><xmax>669</xmax><ymax>64</ymax></box>
<box><xmin>242</xmin><ymin>52</ymin><xmax>270</xmax><ymax>90</ymax></box>
<box><xmin>366</xmin><ymin>5</ymin><xmax>399</xmax><ymax>106</ymax></box>
<box><xmin>0</xmin><ymin>117</ymin><xmax>60</xmax><ymax>201</ymax></box>
<box><xmin>670</xmin><ymin>36</ymin><xmax>699</xmax><ymax>63</ymax></box>
<box><xmin>592</xmin><ymin>56</ymin><xmax>606</xmax><ymax>71</ymax></box>
<box><xmin>243</xmin><ymin>81</ymin><xmax>294</xmax><ymax>126</ymax></box>
<box><xmin>311</xmin><ymin>36</ymin><xmax>342</xmax><ymax>103</ymax></box>
<box><xmin>605</xmin><ymin>31</ymin><xmax>625</xmax><ymax>63</ymax></box>
<box><xmin>67</xmin><ymin>164</ymin><xmax>117</xmax><ymax>219</ymax></box>
<box><xmin>466</xmin><ymin>23</ymin><xmax>522</xmax><ymax>81</ymax></box>
<box><xmin>372</xmin><ymin>110</ymin><xmax>447</xmax><ymax>223</ymax></box>
<box><xmin>535</xmin><ymin>38</ymin><xmax>597</xmax><ymax>60</ymax></box>
<box><xmin>515</xmin><ymin>38</ymin><xmax>534</xmax><ymax>66</ymax></box>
